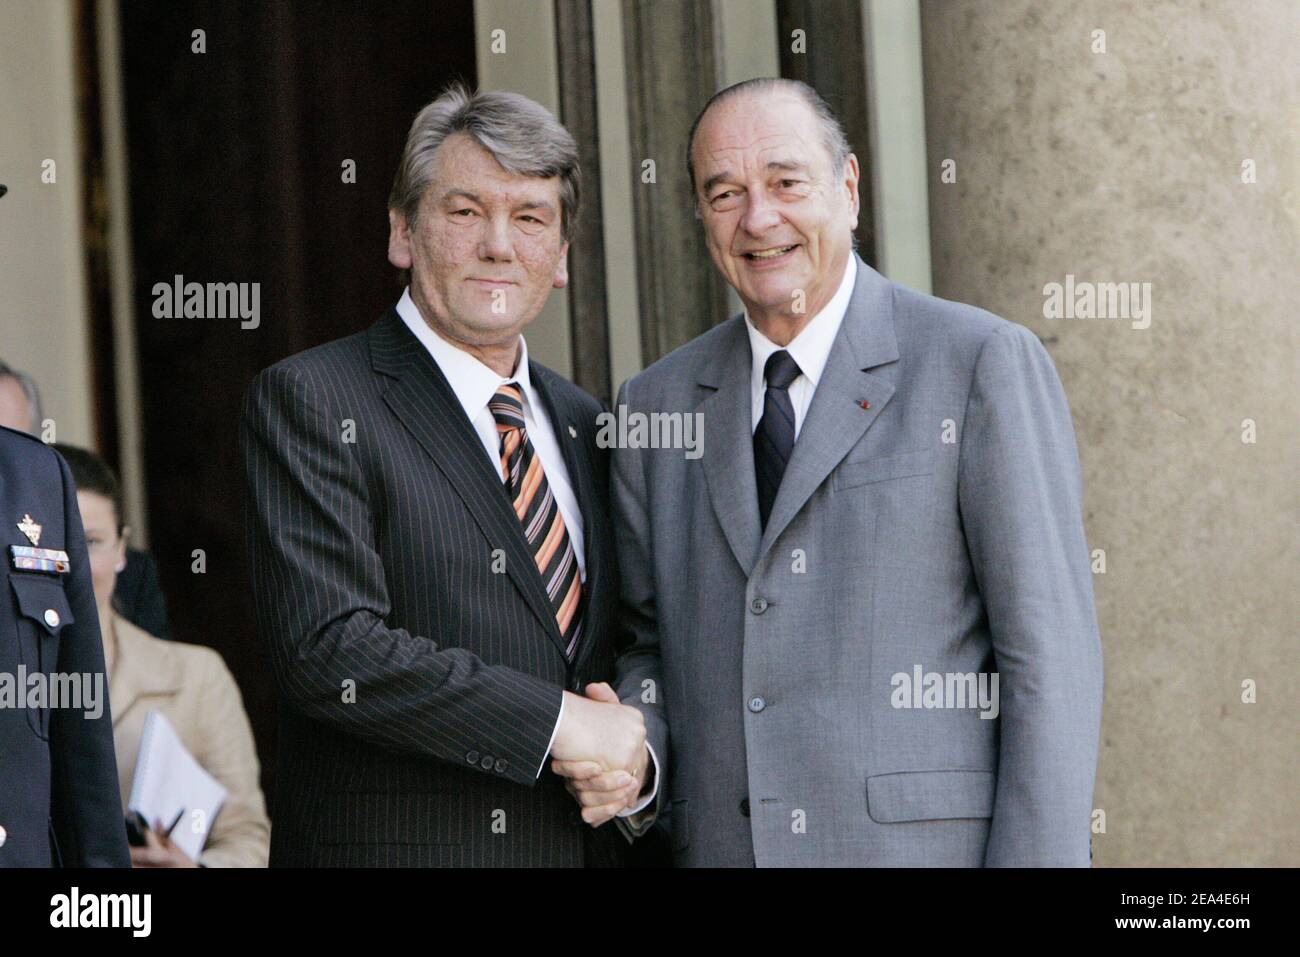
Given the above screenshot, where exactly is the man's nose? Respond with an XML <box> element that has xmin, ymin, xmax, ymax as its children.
<box><xmin>479</xmin><ymin>217</ymin><xmax>515</xmax><ymax>260</ymax></box>
<box><xmin>740</xmin><ymin>192</ymin><xmax>782</xmax><ymax>236</ymax></box>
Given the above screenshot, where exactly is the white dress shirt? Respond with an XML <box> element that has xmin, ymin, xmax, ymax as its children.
<box><xmin>396</xmin><ymin>288</ymin><xmax>586</xmax><ymax>578</ymax></box>
<box><xmin>745</xmin><ymin>254</ymin><xmax>857</xmax><ymax>436</ymax></box>
<box><xmin>397</xmin><ymin>290</ymin><xmax>656</xmax><ymax>814</ymax></box>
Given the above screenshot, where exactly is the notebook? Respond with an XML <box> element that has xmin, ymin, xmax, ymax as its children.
<box><xmin>127</xmin><ymin>710</ymin><xmax>228</xmax><ymax>861</ymax></box>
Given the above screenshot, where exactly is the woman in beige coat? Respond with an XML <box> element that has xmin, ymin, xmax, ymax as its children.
<box><xmin>58</xmin><ymin>444</ymin><xmax>270</xmax><ymax>868</ymax></box>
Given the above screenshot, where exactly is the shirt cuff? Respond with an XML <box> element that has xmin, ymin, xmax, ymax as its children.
<box><xmin>538</xmin><ymin>693</ymin><xmax>565</xmax><ymax>778</ymax></box>
<box><xmin>617</xmin><ymin>741</ymin><xmax>659</xmax><ymax>816</ymax></box>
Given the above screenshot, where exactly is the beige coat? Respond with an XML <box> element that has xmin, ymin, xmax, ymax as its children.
<box><xmin>108</xmin><ymin>614</ymin><xmax>270</xmax><ymax>867</ymax></box>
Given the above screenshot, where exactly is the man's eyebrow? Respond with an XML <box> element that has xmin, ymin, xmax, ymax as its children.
<box><xmin>513</xmin><ymin>200</ymin><xmax>555</xmax><ymax>215</ymax></box>
<box><xmin>441</xmin><ymin>191</ymin><xmax>555</xmax><ymax>215</ymax></box>
<box><xmin>700</xmin><ymin>170</ymin><xmax>734</xmax><ymax>196</ymax></box>
<box><xmin>701</xmin><ymin>160</ymin><xmax>811</xmax><ymax>196</ymax></box>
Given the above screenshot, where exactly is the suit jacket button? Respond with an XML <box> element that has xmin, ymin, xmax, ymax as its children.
<box><xmin>44</xmin><ymin>609</ymin><xmax>60</xmax><ymax>628</ymax></box>
<box><xmin>748</xmin><ymin>696</ymin><xmax>766</xmax><ymax>713</ymax></box>
<box><xmin>0</xmin><ymin>824</ymin><xmax>7</xmax><ymax>848</ymax></box>
<box><xmin>480</xmin><ymin>755</ymin><xmax>495</xmax><ymax>770</ymax></box>
<box><xmin>749</xmin><ymin>597</ymin><xmax>768</xmax><ymax>614</ymax></box>
<box><xmin>466</xmin><ymin>750</ymin><xmax>481</xmax><ymax>765</ymax></box>
<box><xmin>739</xmin><ymin>798</ymin><xmax>750</xmax><ymax>818</ymax></box>
<box><xmin>494</xmin><ymin>758</ymin><xmax>508</xmax><ymax>774</ymax></box>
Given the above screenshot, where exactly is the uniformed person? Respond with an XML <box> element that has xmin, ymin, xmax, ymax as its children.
<box><xmin>0</xmin><ymin>424</ymin><xmax>129</xmax><ymax>866</ymax></box>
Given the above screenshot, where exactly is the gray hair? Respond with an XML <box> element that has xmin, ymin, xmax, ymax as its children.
<box><xmin>0</xmin><ymin>359</ymin><xmax>43</xmax><ymax>434</ymax></box>
<box><xmin>686</xmin><ymin>77</ymin><xmax>852</xmax><ymax>195</ymax></box>
<box><xmin>388</xmin><ymin>84</ymin><xmax>581</xmax><ymax>243</ymax></box>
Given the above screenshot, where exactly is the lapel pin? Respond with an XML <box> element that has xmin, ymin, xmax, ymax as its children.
<box><xmin>567</xmin><ymin>425</ymin><xmax>577</xmax><ymax>439</ymax></box>
<box><xmin>17</xmin><ymin>514</ymin><xmax>41</xmax><ymax>546</ymax></box>
<box><xmin>857</xmin><ymin>399</ymin><xmax>871</xmax><ymax>410</ymax></box>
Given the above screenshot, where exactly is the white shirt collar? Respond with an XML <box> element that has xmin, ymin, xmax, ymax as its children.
<box><xmin>395</xmin><ymin>286</ymin><xmax>536</xmax><ymax>422</ymax></box>
<box><xmin>744</xmin><ymin>254</ymin><xmax>857</xmax><ymax>389</ymax></box>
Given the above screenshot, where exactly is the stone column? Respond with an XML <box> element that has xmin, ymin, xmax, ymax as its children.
<box><xmin>920</xmin><ymin>0</ymin><xmax>1298</xmax><ymax>865</ymax></box>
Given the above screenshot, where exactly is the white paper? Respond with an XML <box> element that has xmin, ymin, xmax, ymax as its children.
<box><xmin>127</xmin><ymin>710</ymin><xmax>227</xmax><ymax>861</ymax></box>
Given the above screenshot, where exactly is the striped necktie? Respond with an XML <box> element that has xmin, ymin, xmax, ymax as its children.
<box><xmin>490</xmin><ymin>383</ymin><xmax>585</xmax><ymax>661</ymax></box>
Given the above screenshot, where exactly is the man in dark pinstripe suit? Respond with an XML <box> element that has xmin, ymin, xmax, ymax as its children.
<box><xmin>242</xmin><ymin>86</ymin><xmax>653</xmax><ymax>867</ymax></box>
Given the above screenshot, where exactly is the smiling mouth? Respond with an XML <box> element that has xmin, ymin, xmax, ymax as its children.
<box><xmin>742</xmin><ymin>245</ymin><xmax>798</xmax><ymax>261</ymax></box>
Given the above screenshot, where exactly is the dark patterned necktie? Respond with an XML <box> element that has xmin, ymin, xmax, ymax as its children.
<box><xmin>753</xmin><ymin>350</ymin><xmax>802</xmax><ymax>529</ymax></box>
<box><xmin>491</xmin><ymin>383</ymin><xmax>585</xmax><ymax>661</ymax></box>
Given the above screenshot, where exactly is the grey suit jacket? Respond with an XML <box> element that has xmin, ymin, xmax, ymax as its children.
<box><xmin>612</xmin><ymin>255</ymin><xmax>1103</xmax><ymax>866</ymax></box>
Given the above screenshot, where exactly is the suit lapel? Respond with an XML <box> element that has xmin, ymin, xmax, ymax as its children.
<box><xmin>699</xmin><ymin>318</ymin><xmax>763</xmax><ymax>577</ymax></box>
<box><xmin>368</xmin><ymin>312</ymin><xmax>569</xmax><ymax>661</ymax></box>
<box><xmin>757</xmin><ymin>257</ymin><xmax>900</xmax><ymax>560</ymax></box>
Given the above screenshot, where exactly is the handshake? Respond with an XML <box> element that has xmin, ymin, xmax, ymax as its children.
<box><xmin>550</xmin><ymin>682</ymin><xmax>651</xmax><ymax>827</ymax></box>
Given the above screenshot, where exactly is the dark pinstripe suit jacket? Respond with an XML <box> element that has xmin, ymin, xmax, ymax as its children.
<box><xmin>242</xmin><ymin>308</ymin><xmax>623</xmax><ymax>867</ymax></box>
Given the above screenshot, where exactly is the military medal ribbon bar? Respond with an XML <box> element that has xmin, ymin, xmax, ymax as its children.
<box><xmin>9</xmin><ymin>545</ymin><xmax>70</xmax><ymax>575</ymax></box>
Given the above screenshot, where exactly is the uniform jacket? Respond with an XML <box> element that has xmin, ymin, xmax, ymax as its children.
<box><xmin>0</xmin><ymin>426</ymin><xmax>129</xmax><ymax>867</ymax></box>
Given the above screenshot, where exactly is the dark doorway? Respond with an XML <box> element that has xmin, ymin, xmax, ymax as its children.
<box><xmin>116</xmin><ymin>0</ymin><xmax>477</xmax><ymax>803</ymax></box>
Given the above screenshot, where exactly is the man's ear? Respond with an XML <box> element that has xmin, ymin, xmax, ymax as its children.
<box><xmin>552</xmin><ymin>241</ymin><xmax>570</xmax><ymax>289</ymax></box>
<box><xmin>388</xmin><ymin>208</ymin><xmax>413</xmax><ymax>270</ymax></box>
<box><xmin>844</xmin><ymin>152</ymin><xmax>861</xmax><ymax>232</ymax></box>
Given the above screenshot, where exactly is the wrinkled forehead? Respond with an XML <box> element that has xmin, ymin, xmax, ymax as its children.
<box><xmin>427</xmin><ymin>132</ymin><xmax>562</xmax><ymax>209</ymax></box>
<box><xmin>693</xmin><ymin>92</ymin><xmax>828</xmax><ymax>181</ymax></box>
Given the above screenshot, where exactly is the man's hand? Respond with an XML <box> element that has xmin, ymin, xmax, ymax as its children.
<box><xmin>551</xmin><ymin>682</ymin><xmax>650</xmax><ymax>826</ymax></box>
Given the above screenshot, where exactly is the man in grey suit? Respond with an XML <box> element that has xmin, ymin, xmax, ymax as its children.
<box><xmin>555</xmin><ymin>78</ymin><xmax>1103</xmax><ymax>865</ymax></box>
